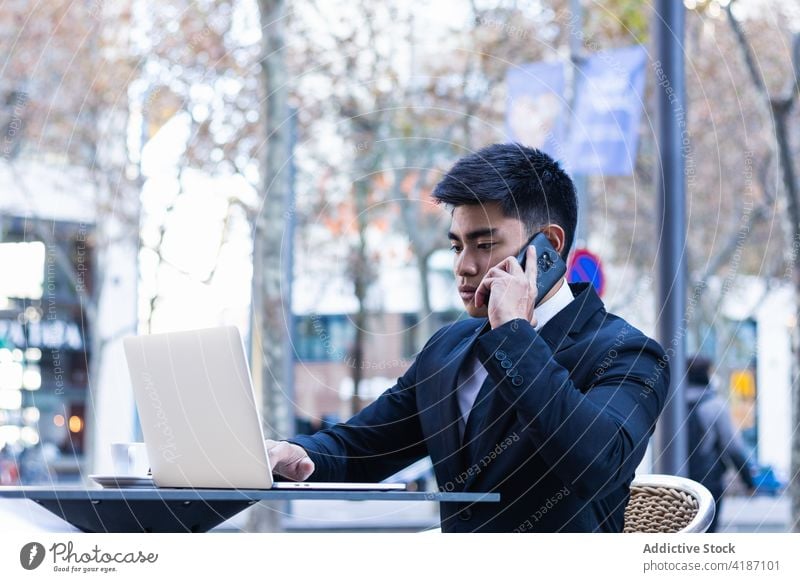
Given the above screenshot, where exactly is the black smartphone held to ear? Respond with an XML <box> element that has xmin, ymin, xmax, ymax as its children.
<box><xmin>516</xmin><ymin>232</ymin><xmax>567</xmax><ymax>306</ymax></box>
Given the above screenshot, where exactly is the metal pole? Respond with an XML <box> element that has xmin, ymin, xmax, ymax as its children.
<box><xmin>569</xmin><ymin>0</ymin><xmax>588</xmax><ymax>247</ymax></box>
<box><xmin>654</xmin><ymin>0</ymin><xmax>688</xmax><ymax>476</ymax></box>
<box><xmin>284</xmin><ymin>107</ymin><xmax>297</xmax><ymax>438</ymax></box>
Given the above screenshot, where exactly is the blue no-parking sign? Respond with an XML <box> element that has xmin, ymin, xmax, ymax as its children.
<box><xmin>568</xmin><ymin>248</ymin><xmax>605</xmax><ymax>297</ymax></box>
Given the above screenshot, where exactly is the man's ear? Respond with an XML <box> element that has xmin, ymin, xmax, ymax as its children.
<box><xmin>540</xmin><ymin>224</ymin><xmax>566</xmax><ymax>255</ymax></box>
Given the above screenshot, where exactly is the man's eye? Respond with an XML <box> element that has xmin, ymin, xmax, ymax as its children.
<box><xmin>450</xmin><ymin>246</ymin><xmax>462</xmax><ymax>254</ymax></box>
<box><xmin>477</xmin><ymin>243</ymin><xmax>495</xmax><ymax>250</ymax></box>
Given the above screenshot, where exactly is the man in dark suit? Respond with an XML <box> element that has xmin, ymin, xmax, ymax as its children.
<box><xmin>268</xmin><ymin>143</ymin><xmax>669</xmax><ymax>532</ymax></box>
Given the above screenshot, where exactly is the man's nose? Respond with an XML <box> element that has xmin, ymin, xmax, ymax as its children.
<box><xmin>455</xmin><ymin>251</ymin><xmax>479</xmax><ymax>277</ymax></box>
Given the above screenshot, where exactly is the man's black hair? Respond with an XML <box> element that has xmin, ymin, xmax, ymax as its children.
<box><xmin>432</xmin><ymin>143</ymin><xmax>578</xmax><ymax>261</ymax></box>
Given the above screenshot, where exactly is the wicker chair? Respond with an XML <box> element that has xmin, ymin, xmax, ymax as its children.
<box><xmin>623</xmin><ymin>474</ymin><xmax>716</xmax><ymax>533</ymax></box>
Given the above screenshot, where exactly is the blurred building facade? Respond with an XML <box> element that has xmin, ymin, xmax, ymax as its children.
<box><xmin>0</xmin><ymin>161</ymin><xmax>138</xmax><ymax>481</ymax></box>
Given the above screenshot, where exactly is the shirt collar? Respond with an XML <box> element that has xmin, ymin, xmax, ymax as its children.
<box><xmin>533</xmin><ymin>278</ymin><xmax>573</xmax><ymax>331</ymax></box>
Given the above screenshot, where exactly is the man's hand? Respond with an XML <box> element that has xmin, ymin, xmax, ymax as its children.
<box><xmin>474</xmin><ymin>246</ymin><xmax>539</xmax><ymax>329</ymax></box>
<box><xmin>266</xmin><ymin>439</ymin><xmax>315</xmax><ymax>481</ymax></box>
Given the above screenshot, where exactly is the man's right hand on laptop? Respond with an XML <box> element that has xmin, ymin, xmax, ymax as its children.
<box><xmin>265</xmin><ymin>440</ymin><xmax>315</xmax><ymax>481</ymax></box>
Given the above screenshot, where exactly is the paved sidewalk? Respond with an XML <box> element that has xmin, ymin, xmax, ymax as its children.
<box><xmin>718</xmin><ymin>494</ymin><xmax>791</xmax><ymax>533</ymax></box>
<box><xmin>213</xmin><ymin>499</ymin><xmax>440</xmax><ymax>532</ymax></box>
<box><xmin>216</xmin><ymin>494</ymin><xmax>794</xmax><ymax>533</ymax></box>
<box><xmin>1</xmin><ymin>491</ymin><xmax>792</xmax><ymax>533</ymax></box>
<box><xmin>0</xmin><ymin>498</ymin><xmax>78</xmax><ymax>533</ymax></box>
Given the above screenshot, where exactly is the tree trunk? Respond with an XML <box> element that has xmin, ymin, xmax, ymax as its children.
<box><xmin>248</xmin><ymin>0</ymin><xmax>292</xmax><ymax>533</ymax></box>
<box><xmin>415</xmin><ymin>251</ymin><xmax>434</xmax><ymax>353</ymax></box>
<box><xmin>350</xmin><ymin>281</ymin><xmax>366</xmax><ymax>417</ymax></box>
<box><xmin>349</xmin><ymin>180</ymin><xmax>371</xmax><ymax>417</ymax></box>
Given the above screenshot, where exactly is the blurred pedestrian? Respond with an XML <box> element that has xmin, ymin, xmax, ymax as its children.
<box><xmin>686</xmin><ymin>355</ymin><xmax>756</xmax><ymax>532</ymax></box>
<box><xmin>0</xmin><ymin>444</ymin><xmax>20</xmax><ymax>485</ymax></box>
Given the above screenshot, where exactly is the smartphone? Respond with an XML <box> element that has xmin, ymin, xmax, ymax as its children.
<box><xmin>516</xmin><ymin>232</ymin><xmax>567</xmax><ymax>306</ymax></box>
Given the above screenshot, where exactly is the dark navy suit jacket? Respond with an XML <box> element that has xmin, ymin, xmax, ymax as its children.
<box><xmin>289</xmin><ymin>283</ymin><xmax>669</xmax><ymax>532</ymax></box>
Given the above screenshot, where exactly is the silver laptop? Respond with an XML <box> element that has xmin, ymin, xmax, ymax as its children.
<box><xmin>122</xmin><ymin>326</ymin><xmax>405</xmax><ymax>491</ymax></box>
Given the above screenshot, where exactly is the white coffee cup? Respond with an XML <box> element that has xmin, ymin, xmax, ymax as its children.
<box><xmin>110</xmin><ymin>442</ymin><xmax>150</xmax><ymax>476</ymax></box>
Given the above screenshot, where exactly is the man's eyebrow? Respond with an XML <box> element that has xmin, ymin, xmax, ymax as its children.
<box><xmin>447</xmin><ymin>228</ymin><xmax>498</xmax><ymax>242</ymax></box>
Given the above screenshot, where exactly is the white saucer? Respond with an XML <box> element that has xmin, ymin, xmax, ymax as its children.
<box><xmin>89</xmin><ymin>474</ymin><xmax>155</xmax><ymax>488</ymax></box>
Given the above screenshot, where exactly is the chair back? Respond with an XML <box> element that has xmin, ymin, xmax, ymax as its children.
<box><xmin>623</xmin><ymin>474</ymin><xmax>715</xmax><ymax>533</ymax></box>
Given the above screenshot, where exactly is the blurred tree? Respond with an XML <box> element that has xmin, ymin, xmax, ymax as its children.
<box><xmin>288</xmin><ymin>0</ymin><xmax>579</xmax><ymax>415</ymax></box>
<box><xmin>595</xmin><ymin>0</ymin><xmax>797</xmax><ymax>529</ymax></box>
<box><xmin>722</xmin><ymin>0</ymin><xmax>800</xmax><ymax>533</ymax></box>
<box><xmin>247</xmin><ymin>0</ymin><xmax>293</xmax><ymax>533</ymax></box>
<box><xmin>133</xmin><ymin>0</ymin><xmax>261</xmax><ymax>332</ymax></box>
<box><xmin>134</xmin><ymin>0</ymin><xmax>294</xmax><ymax>531</ymax></box>
<box><xmin>575</xmin><ymin>2</ymin><xmax>788</xmax><ymax>347</ymax></box>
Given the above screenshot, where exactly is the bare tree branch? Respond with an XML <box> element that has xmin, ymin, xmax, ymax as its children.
<box><xmin>788</xmin><ymin>32</ymin><xmax>800</xmax><ymax>101</ymax></box>
<box><xmin>725</xmin><ymin>2</ymin><xmax>770</xmax><ymax>102</ymax></box>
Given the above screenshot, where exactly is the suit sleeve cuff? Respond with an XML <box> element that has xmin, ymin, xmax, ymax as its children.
<box><xmin>474</xmin><ymin>318</ymin><xmax>548</xmax><ymax>386</ymax></box>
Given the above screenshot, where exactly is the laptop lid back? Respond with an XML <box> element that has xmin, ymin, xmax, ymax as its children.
<box><xmin>123</xmin><ymin>326</ymin><xmax>274</xmax><ymax>489</ymax></box>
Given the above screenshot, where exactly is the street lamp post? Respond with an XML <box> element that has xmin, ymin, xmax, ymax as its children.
<box><xmin>654</xmin><ymin>0</ymin><xmax>688</xmax><ymax>476</ymax></box>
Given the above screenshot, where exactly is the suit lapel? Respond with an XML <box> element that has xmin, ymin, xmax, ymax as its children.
<box><xmin>537</xmin><ymin>283</ymin><xmax>602</xmax><ymax>352</ymax></box>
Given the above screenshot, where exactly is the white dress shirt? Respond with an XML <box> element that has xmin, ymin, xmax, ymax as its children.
<box><xmin>456</xmin><ymin>280</ymin><xmax>575</xmax><ymax>436</ymax></box>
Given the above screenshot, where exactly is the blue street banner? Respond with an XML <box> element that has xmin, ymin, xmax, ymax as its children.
<box><xmin>564</xmin><ymin>45</ymin><xmax>647</xmax><ymax>176</ymax></box>
<box><xmin>505</xmin><ymin>61</ymin><xmax>566</xmax><ymax>160</ymax></box>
